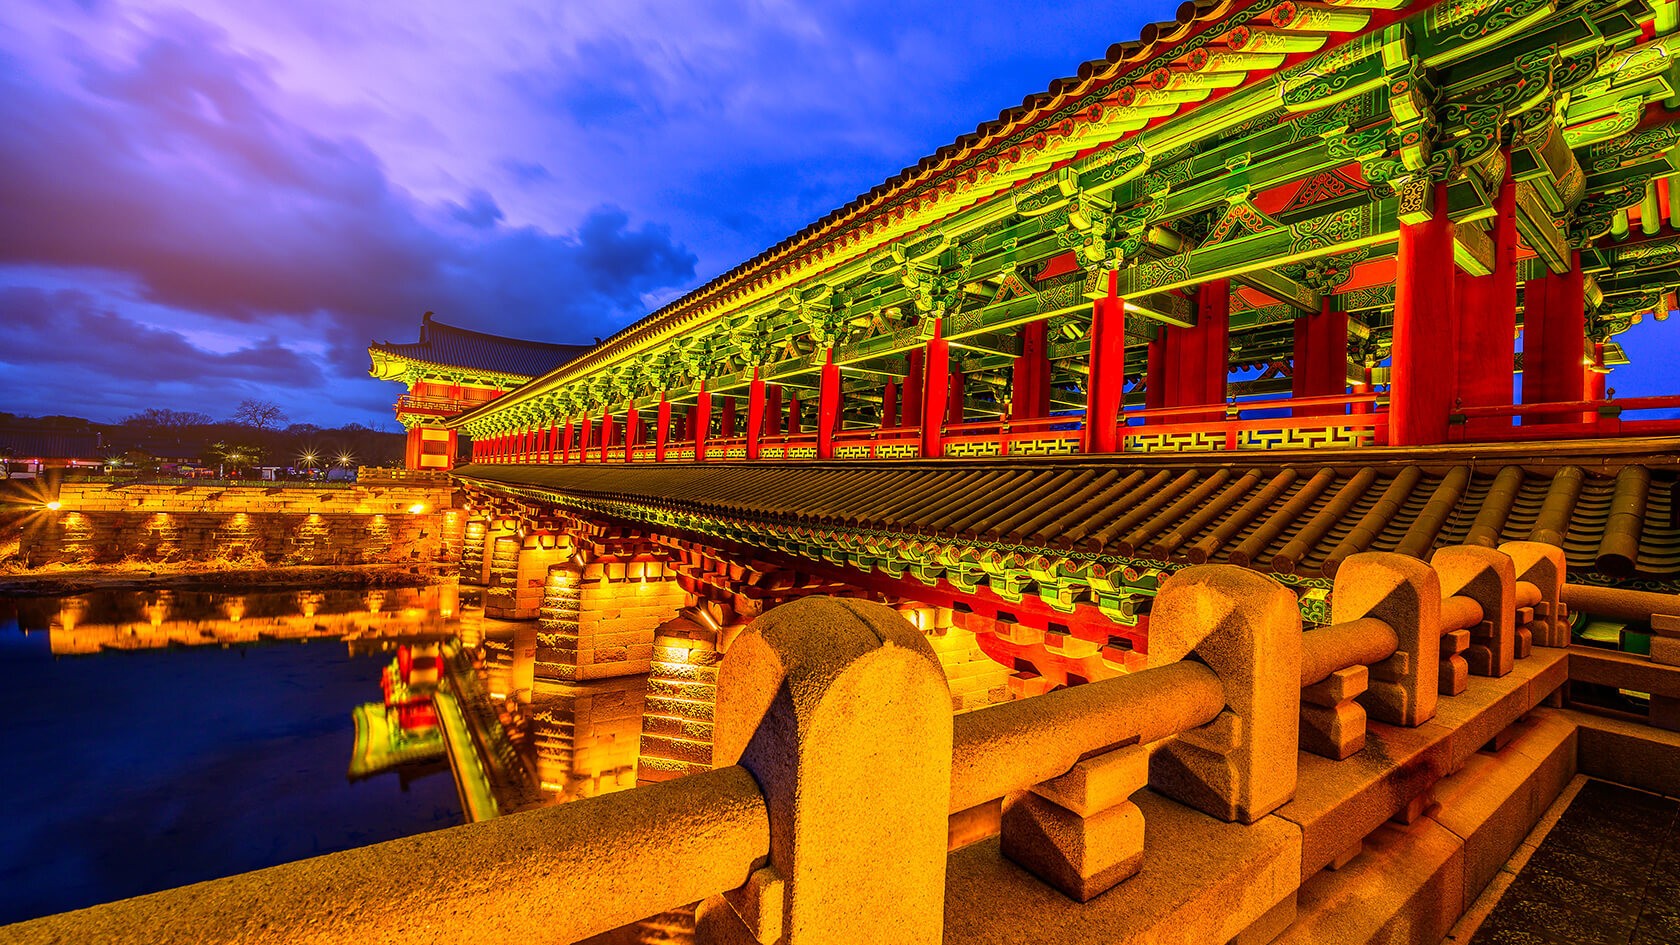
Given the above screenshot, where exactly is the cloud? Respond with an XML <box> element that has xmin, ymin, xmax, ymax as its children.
<box><xmin>0</xmin><ymin>8</ymin><xmax>697</xmax><ymax>422</ymax></box>
<box><xmin>0</xmin><ymin>0</ymin><xmax>1275</xmax><ymax>429</ymax></box>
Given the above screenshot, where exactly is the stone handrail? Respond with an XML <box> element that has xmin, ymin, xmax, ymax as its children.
<box><xmin>6</xmin><ymin>766</ymin><xmax>770</xmax><ymax>945</ymax></box>
<box><xmin>948</xmin><ymin>660</ymin><xmax>1224</xmax><ymax>812</ymax></box>
<box><xmin>8</xmin><ymin>542</ymin><xmax>1578</xmax><ymax>943</ymax></box>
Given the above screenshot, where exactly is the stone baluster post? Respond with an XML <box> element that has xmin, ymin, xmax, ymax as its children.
<box><xmin>1330</xmin><ymin>552</ymin><xmax>1442</xmax><ymax>728</ymax></box>
<box><xmin>1500</xmin><ymin>541</ymin><xmax>1569</xmax><ymax>649</ymax></box>
<box><xmin>697</xmin><ymin>598</ymin><xmax>952</xmax><ymax>945</ymax></box>
<box><xmin>1145</xmin><ymin>565</ymin><xmax>1303</xmax><ymax>824</ymax></box>
<box><xmin>1433</xmin><ymin>545</ymin><xmax>1517</xmax><ymax>678</ymax></box>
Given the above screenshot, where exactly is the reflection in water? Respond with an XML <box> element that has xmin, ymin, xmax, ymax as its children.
<box><xmin>0</xmin><ymin>580</ymin><xmax>668</xmax><ymax>925</ymax></box>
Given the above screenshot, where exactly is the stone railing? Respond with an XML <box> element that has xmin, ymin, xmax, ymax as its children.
<box><xmin>9</xmin><ymin>542</ymin><xmax>1607</xmax><ymax>944</ymax></box>
<box><xmin>1561</xmin><ymin>580</ymin><xmax>1680</xmax><ymax>730</ymax></box>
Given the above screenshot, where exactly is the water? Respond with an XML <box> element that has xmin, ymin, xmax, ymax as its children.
<box><xmin>0</xmin><ymin>586</ymin><xmax>468</xmax><ymax>925</ymax></box>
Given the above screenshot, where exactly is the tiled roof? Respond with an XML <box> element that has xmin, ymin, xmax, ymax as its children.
<box><xmin>454</xmin><ymin>439</ymin><xmax>1680</xmax><ymax>582</ymax></box>
<box><xmin>370</xmin><ymin>315</ymin><xmax>590</xmax><ymax>379</ymax></box>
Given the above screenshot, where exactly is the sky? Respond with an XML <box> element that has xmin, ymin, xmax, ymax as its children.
<box><xmin>0</xmin><ymin>0</ymin><xmax>1142</xmax><ymax>429</ymax></box>
<box><xmin>2</xmin><ymin>2</ymin><xmax>1674</xmax><ymax>432</ymax></box>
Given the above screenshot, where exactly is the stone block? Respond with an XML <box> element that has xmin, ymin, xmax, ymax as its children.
<box><xmin>945</xmin><ymin>792</ymin><xmax>1302</xmax><ymax>945</ymax></box>
<box><xmin>1030</xmin><ymin>744</ymin><xmax>1148</xmax><ymax>818</ymax></box>
<box><xmin>1652</xmin><ymin>635</ymin><xmax>1680</xmax><ymax>667</ymax></box>
<box><xmin>1301</xmin><ymin>665</ymin><xmax>1367</xmax><ymax>708</ymax></box>
<box><xmin>1426</xmin><ymin>744</ymin><xmax>1535</xmax><ymax>907</ymax></box>
<box><xmin>1300</xmin><ymin>700</ymin><xmax>1367</xmax><ymax>760</ymax></box>
<box><xmin>1000</xmin><ymin>793</ymin><xmax>1145</xmax><ymax>902</ymax></box>
<box><xmin>1439</xmin><ymin>630</ymin><xmax>1469</xmax><ymax>696</ymax></box>
<box><xmin>1276</xmin><ymin>817</ymin><xmax>1464</xmax><ymax>945</ymax></box>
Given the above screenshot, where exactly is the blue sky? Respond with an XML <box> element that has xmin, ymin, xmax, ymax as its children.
<box><xmin>2</xmin><ymin>1</ymin><xmax>1673</xmax><ymax>430</ymax></box>
<box><xmin>0</xmin><ymin>0</ymin><xmax>1149</xmax><ymax>428</ymax></box>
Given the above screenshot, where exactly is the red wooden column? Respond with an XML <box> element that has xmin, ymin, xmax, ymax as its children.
<box><xmin>765</xmin><ymin>383</ymin><xmax>782</xmax><ymax>435</ymax></box>
<box><xmin>1587</xmin><ymin>342</ymin><xmax>1607</xmax><ymax>400</ymax></box>
<box><xmin>1193</xmin><ymin>280</ymin><xmax>1230</xmax><ymax>421</ymax></box>
<box><xmin>1292</xmin><ymin>302</ymin><xmax>1349</xmax><ymax>416</ymax></box>
<box><xmin>1456</xmin><ymin>153</ymin><xmax>1518</xmax><ymax>435</ymax></box>
<box><xmin>1390</xmin><ymin>181</ymin><xmax>1458</xmax><ymax>446</ymax></box>
<box><xmin>720</xmin><ymin>396</ymin><xmax>737</xmax><ymax>441</ymax></box>
<box><xmin>547</xmin><ymin>423</ymin><xmax>558</xmax><ymax>463</ymax></box>
<box><xmin>1012</xmin><ymin>319</ymin><xmax>1051</xmax><ymax>420</ymax></box>
<box><xmin>920</xmin><ymin>320</ymin><xmax>949</xmax><ymax>459</ymax></box>
<box><xmin>596</xmin><ymin>413</ymin><xmax>609</xmax><ymax>463</ymax></box>
<box><xmin>561</xmin><ymin>420</ymin><xmax>574</xmax><ymax>463</ymax></box>
<box><xmin>881</xmin><ymin>378</ymin><xmax>898</xmax><ymax>428</ymax></box>
<box><xmin>747</xmin><ymin>369</ymin><xmax>766</xmax><ymax>460</ymax></box>
<box><xmin>625</xmin><ymin>403</ymin><xmax>639</xmax><ymax>462</ymax></box>
<box><xmin>1145</xmin><ymin>332</ymin><xmax>1166</xmax><ymax>421</ymax></box>
<box><xmin>948</xmin><ymin>365</ymin><xmax>965</xmax><ymax>428</ymax></box>
<box><xmin>578</xmin><ymin>413</ymin><xmax>591</xmax><ymax>464</ymax></box>
<box><xmin>903</xmin><ymin>349</ymin><xmax>924</xmax><ymax>428</ymax></box>
<box><xmin>654</xmin><ymin>396</ymin><xmax>671</xmax><ymax>462</ymax></box>
<box><xmin>1085</xmin><ymin>271</ymin><xmax>1126</xmax><ymax>453</ymax></box>
<box><xmin>816</xmin><ymin>349</ymin><xmax>841</xmax><ymax>459</ymax></box>
<box><xmin>788</xmin><ymin>393</ymin><xmax>803</xmax><ymax>434</ymax></box>
<box><xmin>696</xmin><ymin>385</ymin><xmax>712</xmax><ymax>462</ymax></box>
<box><xmin>1521</xmin><ymin>250</ymin><xmax>1587</xmax><ymax>425</ymax></box>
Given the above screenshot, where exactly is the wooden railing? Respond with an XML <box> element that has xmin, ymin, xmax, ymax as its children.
<box><xmin>396</xmin><ymin>394</ymin><xmax>475</xmax><ymax>415</ymax></box>
<box><xmin>1118</xmin><ymin>392</ymin><xmax>1384</xmax><ymax>452</ymax></box>
<box><xmin>832</xmin><ymin>426</ymin><xmax>922</xmax><ymax>458</ymax></box>
<box><xmin>942</xmin><ymin>415</ymin><xmax>1081</xmax><ymax>456</ymax></box>
<box><xmin>1449</xmin><ymin>394</ymin><xmax>1680</xmax><ymax>442</ymax></box>
<box><xmin>758</xmin><ymin>431</ymin><xmax>818</xmax><ymax>460</ymax></box>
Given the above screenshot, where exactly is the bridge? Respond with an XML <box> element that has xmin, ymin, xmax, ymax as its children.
<box><xmin>21</xmin><ymin>0</ymin><xmax>1680</xmax><ymax>940</ymax></box>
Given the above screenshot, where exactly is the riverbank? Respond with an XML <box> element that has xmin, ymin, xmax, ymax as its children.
<box><xmin>0</xmin><ymin>562</ymin><xmax>451</xmax><ymax>597</ymax></box>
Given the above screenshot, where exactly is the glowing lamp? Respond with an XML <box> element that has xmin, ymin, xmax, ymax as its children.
<box><xmin>44</xmin><ymin>501</ymin><xmax>61</xmax><ymax>511</ymax></box>
<box><xmin>408</xmin><ymin>503</ymin><xmax>427</xmax><ymax>514</ymax></box>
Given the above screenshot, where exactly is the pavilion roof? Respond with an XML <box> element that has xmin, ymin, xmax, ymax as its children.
<box><xmin>369</xmin><ymin>314</ymin><xmax>591</xmax><ymax>380</ymax></box>
<box><xmin>455</xmin><ymin>438</ymin><xmax>1680</xmax><ymax>584</ymax></box>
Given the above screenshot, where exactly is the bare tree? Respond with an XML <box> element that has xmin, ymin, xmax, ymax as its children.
<box><xmin>231</xmin><ymin>399</ymin><xmax>287</xmax><ymax>432</ymax></box>
<box><xmin>120</xmin><ymin>408</ymin><xmax>212</xmax><ymax>428</ymax></box>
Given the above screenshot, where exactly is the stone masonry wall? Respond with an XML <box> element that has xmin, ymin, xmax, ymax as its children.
<box><xmin>18</xmin><ymin>481</ymin><xmax>460</xmax><ymax>567</ymax></box>
<box><xmin>536</xmin><ymin>560</ymin><xmax>689</xmax><ymax>682</ymax></box>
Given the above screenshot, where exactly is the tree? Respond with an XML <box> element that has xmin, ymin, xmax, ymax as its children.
<box><xmin>231</xmin><ymin>400</ymin><xmax>287</xmax><ymax>432</ymax></box>
<box><xmin>121</xmin><ymin>408</ymin><xmax>212</xmax><ymax>428</ymax></box>
<box><xmin>209</xmin><ymin>441</ymin><xmax>264</xmax><ymax>475</ymax></box>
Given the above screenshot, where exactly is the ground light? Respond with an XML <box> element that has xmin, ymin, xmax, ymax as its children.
<box><xmin>408</xmin><ymin>503</ymin><xmax>427</xmax><ymax>514</ymax></box>
<box><xmin>44</xmin><ymin>501</ymin><xmax>60</xmax><ymax>511</ymax></box>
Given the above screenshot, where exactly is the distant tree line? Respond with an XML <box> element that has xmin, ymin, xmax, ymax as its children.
<box><xmin>0</xmin><ymin>399</ymin><xmax>404</xmax><ymax>475</ymax></box>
